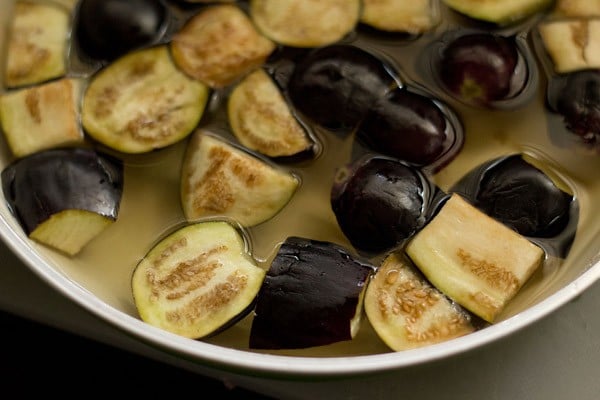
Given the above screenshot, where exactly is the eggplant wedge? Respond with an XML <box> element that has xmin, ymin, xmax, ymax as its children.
<box><xmin>81</xmin><ymin>45</ymin><xmax>209</xmax><ymax>154</ymax></box>
<box><xmin>538</xmin><ymin>19</ymin><xmax>600</xmax><ymax>73</ymax></box>
<box><xmin>180</xmin><ymin>131</ymin><xmax>299</xmax><ymax>227</ymax></box>
<box><xmin>250</xmin><ymin>0</ymin><xmax>360</xmax><ymax>48</ymax></box>
<box><xmin>442</xmin><ymin>0</ymin><xmax>552</xmax><ymax>25</ymax></box>
<box><xmin>131</xmin><ymin>220</ymin><xmax>266</xmax><ymax>339</ymax></box>
<box><xmin>405</xmin><ymin>193</ymin><xmax>545</xmax><ymax>323</ymax></box>
<box><xmin>227</xmin><ymin>69</ymin><xmax>314</xmax><ymax>159</ymax></box>
<box><xmin>1</xmin><ymin>147</ymin><xmax>124</xmax><ymax>256</ymax></box>
<box><xmin>249</xmin><ymin>237</ymin><xmax>375</xmax><ymax>350</ymax></box>
<box><xmin>364</xmin><ymin>252</ymin><xmax>475</xmax><ymax>351</ymax></box>
<box><xmin>0</xmin><ymin>78</ymin><xmax>84</xmax><ymax>158</ymax></box>
<box><xmin>170</xmin><ymin>4</ymin><xmax>276</xmax><ymax>88</ymax></box>
<box><xmin>4</xmin><ymin>1</ymin><xmax>69</xmax><ymax>88</ymax></box>
<box><xmin>360</xmin><ymin>0</ymin><xmax>439</xmax><ymax>34</ymax></box>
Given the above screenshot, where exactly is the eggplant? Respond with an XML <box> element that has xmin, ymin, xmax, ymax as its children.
<box><xmin>81</xmin><ymin>45</ymin><xmax>209</xmax><ymax>154</ymax></box>
<box><xmin>554</xmin><ymin>0</ymin><xmax>600</xmax><ymax>17</ymax></box>
<box><xmin>435</xmin><ymin>32</ymin><xmax>525</xmax><ymax>107</ymax></box>
<box><xmin>360</xmin><ymin>0</ymin><xmax>439</xmax><ymax>34</ymax></box>
<box><xmin>0</xmin><ymin>78</ymin><xmax>84</xmax><ymax>158</ymax></box>
<box><xmin>170</xmin><ymin>4</ymin><xmax>276</xmax><ymax>88</ymax></box>
<box><xmin>331</xmin><ymin>156</ymin><xmax>434</xmax><ymax>253</ymax></box>
<box><xmin>227</xmin><ymin>68</ymin><xmax>314</xmax><ymax>159</ymax></box>
<box><xmin>180</xmin><ymin>131</ymin><xmax>299</xmax><ymax>227</ymax></box>
<box><xmin>249</xmin><ymin>0</ymin><xmax>360</xmax><ymax>48</ymax></box>
<box><xmin>538</xmin><ymin>19</ymin><xmax>600</xmax><ymax>74</ymax></box>
<box><xmin>442</xmin><ymin>0</ymin><xmax>552</xmax><ymax>25</ymax></box>
<box><xmin>131</xmin><ymin>220</ymin><xmax>266</xmax><ymax>339</ymax></box>
<box><xmin>405</xmin><ymin>193</ymin><xmax>545</xmax><ymax>323</ymax></box>
<box><xmin>1</xmin><ymin>147</ymin><xmax>124</xmax><ymax>256</ymax></box>
<box><xmin>287</xmin><ymin>44</ymin><xmax>400</xmax><ymax>133</ymax></box>
<box><xmin>364</xmin><ymin>252</ymin><xmax>475</xmax><ymax>351</ymax></box>
<box><xmin>249</xmin><ymin>237</ymin><xmax>375</xmax><ymax>350</ymax></box>
<box><xmin>74</xmin><ymin>0</ymin><xmax>169</xmax><ymax>63</ymax></box>
<box><xmin>4</xmin><ymin>1</ymin><xmax>69</xmax><ymax>88</ymax></box>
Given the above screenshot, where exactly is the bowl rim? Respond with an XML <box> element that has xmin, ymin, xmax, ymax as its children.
<box><xmin>2</xmin><ymin>211</ymin><xmax>599</xmax><ymax>378</ymax></box>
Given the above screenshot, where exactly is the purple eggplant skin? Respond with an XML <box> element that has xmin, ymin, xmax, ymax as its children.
<box><xmin>249</xmin><ymin>236</ymin><xmax>375</xmax><ymax>350</ymax></box>
<box><xmin>331</xmin><ymin>156</ymin><xmax>433</xmax><ymax>253</ymax></box>
<box><xmin>356</xmin><ymin>88</ymin><xmax>449</xmax><ymax>166</ymax></box>
<box><xmin>451</xmin><ymin>154</ymin><xmax>574</xmax><ymax>239</ymax></box>
<box><xmin>1</xmin><ymin>147</ymin><xmax>124</xmax><ymax>235</ymax></box>
<box><xmin>74</xmin><ymin>0</ymin><xmax>168</xmax><ymax>62</ymax></box>
<box><xmin>437</xmin><ymin>32</ymin><xmax>520</xmax><ymax>106</ymax></box>
<box><xmin>287</xmin><ymin>44</ymin><xmax>400</xmax><ymax>133</ymax></box>
<box><xmin>551</xmin><ymin>69</ymin><xmax>600</xmax><ymax>147</ymax></box>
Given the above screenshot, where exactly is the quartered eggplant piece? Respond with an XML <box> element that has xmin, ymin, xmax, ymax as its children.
<box><xmin>364</xmin><ymin>252</ymin><xmax>476</xmax><ymax>351</ymax></box>
<box><xmin>538</xmin><ymin>18</ymin><xmax>600</xmax><ymax>74</ymax></box>
<box><xmin>227</xmin><ymin>69</ymin><xmax>314</xmax><ymax>159</ymax></box>
<box><xmin>356</xmin><ymin>87</ymin><xmax>457</xmax><ymax>167</ymax></box>
<box><xmin>331</xmin><ymin>156</ymin><xmax>434</xmax><ymax>253</ymax></box>
<box><xmin>360</xmin><ymin>0</ymin><xmax>439</xmax><ymax>34</ymax></box>
<box><xmin>435</xmin><ymin>32</ymin><xmax>527</xmax><ymax>107</ymax></box>
<box><xmin>131</xmin><ymin>220</ymin><xmax>266</xmax><ymax>339</ymax></box>
<box><xmin>81</xmin><ymin>45</ymin><xmax>209</xmax><ymax>154</ymax></box>
<box><xmin>1</xmin><ymin>147</ymin><xmax>124</xmax><ymax>256</ymax></box>
<box><xmin>405</xmin><ymin>193</ymin><xmax>545</xmax><ymax>323</ymax></box>
<box><xmin>0</xmin><ymin>78</ymin><xmax>84</xmax><ymax>158</ymax></box>
<box><xmin>4</xmin><ymin>1</ymin><xmax>69</xmax><ymax>88</ymax></box>
<box><xmin>249</xmin><ymin>236</ymin><xmax>375</xmax><ymax>350</ymax></box>
<box><xmin>74</xmin><ymin>0</ymin><xmax>169</xmax><ymax>62</ymax></box>
<box><xmin>170</xmin><ymin>4</ymin><xmax>276</xmax><ymax>88</ymax></box>
<box><xmin>250</xmin><ymin>0</ymin><xmax>360</xmax><ymax>48</ymax></box>
<box><xmin>180</xmin><ymin>131</ymin><xmax>299</xmax><ymax>227</ymax></box>
<box><xmin>287</xmin><ymin>44</ymin><xmax>399</xmax><ymax>133</ymax></box>
<box><xmin>442</xmin><ymin>0</ymin><xmax>553</xmax><ymax>25</ymax></box>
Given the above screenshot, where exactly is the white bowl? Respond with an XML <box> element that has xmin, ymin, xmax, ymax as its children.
<box><xmin>0</xmin><ymin>0</ymin><xmax>599</xmax><ymax>378</ymax></box>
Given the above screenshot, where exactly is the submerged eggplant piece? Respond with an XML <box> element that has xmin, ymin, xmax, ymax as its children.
<box><xmin>4</xmin><ymin>1</ymin><xmax>69</xmax><ymax>88</ymax></box>
<box><xmin>364</xmin><ymin>252</ymin><xmax>475</xmax><ymax>351</ymax></box>
<box><xmin>1</xmin><ymin>147</ymin><xmax>123</xmax><ymax>256</ymax></box>
<box><xmin>435</xmin><ymin>32</ymin><xmax>526</xmax><ymax>107</ymax></box>
<box><xmin>360</xmin><ymin>0</ymin><xmax>439</xmax><ymax>34</ymax></box>
<box><xmin>331</xmin><ymin>156</ymin><xmax>432</xmax><ymax>253</ymax></box>
<box><xmin>74</xmin><ymin>0</ymin><xmax>168</xmax><ymax>62</ymax></box>
<box><xmin>180</xmin><ymin>131</ymin><xmax>299</xmax><ymax>227</ymax></box>
<box><xmin>442</xmin><ymin>0</ymin><xmax>552</xmax><ymax>25</ymax></box>
<box><xmin>81</xmin><ymin>45</ymin><xmax>209</xmax><ymax>154</ymax></box>
<box><xmin>0</xmin><ymin>78</ymin><xmax>85</xmax><ymax>158</ymax></box>
<box><xmin>227</xmin><ymin>69</ymin><xmax>314</xmax><ymax>159</ymax></box>
<box><xmin>405</xmin><ymin>194</ymin><xmax>545</xmax><ymax>323</ymax></box>
<box><xmin>249</xmin><ymin>237</ymin><xmax>375</xmax><ymax>349</ymax></box>
<box><xmin>356</xmin><ymin>87</ymin><xmax>455</xmax><ymax>167</ymax></box>
<box><xmin>287</xmin><ymin>44</ymin><xmax>399</xmax><ymax>133</ymax></box>
<box><xmin>250</xmin><ymin>0</ymin><xmax>360</xmax><ymax>48</ymax></box>
<box><xmin>170</xmin><ymin>4</ymin><xmax>276</xmax><ymax>88</ymax></box>
<box><xmin>132</xmin><ymin>221</ymin><xmax>266</xmax><ymax>339</ymax></box>
<box><xmin>551</xmin><ymin>69</ymin><xmax>600</xmax><ymax>148</ymax></box>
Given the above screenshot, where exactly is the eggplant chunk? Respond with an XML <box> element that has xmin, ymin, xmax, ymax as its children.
<box><xmin>1</xmin><ymin>147</ymin><xmax>124</xmax><ymax>256</ymax></box>
<box><xmin>170</xmin><ymin>5</ymin><xmax>276</xmax><ymax>88</ymax></box>
<box><xmin>81</xmin><ymin>45</ymin><xmax>209</xmax><ymax>154</ymax></box>
<box><xmin>227</xmin><ymin>69</ymin><xmax>314</xmax><ymax>159</ymax></box>
<box><xmin>0</xmin><ymin>78</ymin><xmax>84</xmax><ymax>158</ymax></box>
<box><xmin>4</xmin><ymin>1</ymin><xmax>69</xmax><ymax>88</ymax></box>
<box><xmin>364</xmin><ymin>252</ymin><xmax>475</xmax><ymax>351</ymax></box>
<box><xmin>538</xmin><ymin>19</ymin><xmax>600</xmax><ymax>73</ymax></box>
<box><xmin>405</xmin><ymin>194</ymin><xmax>545</xmax><ymax>323</ymax></box>
<box><xmin>442</xmin><ymin>0</ymin><xmax>552</xmax><ymax>25</ymax></box>
<box><xmin>132</xmin><ymin>221</ymin><xmax>266</xmax><ymax>339</ymax></box>
<box><xmin>250</xmin><ymin>0</ymin><xmax>360</xmax><ymax>48</ymax></box>
<box><xmin>180</xmin><ymin>131</ymin><xmax>299</xmax><ymax>227</ymax></box>
<box><xmin>360</xmin><ymin>0</ymin><xmax>439</xmax><ymax>34</ymax></box>
<box><xmin>249</xmin><ymin>237</ymin><xmax>375</xmax><ymax>350</ymax></box>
